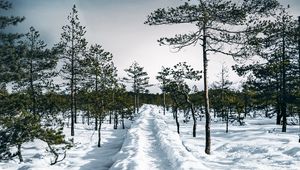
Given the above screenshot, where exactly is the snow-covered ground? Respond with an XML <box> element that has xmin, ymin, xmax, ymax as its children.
<box><xmin>0</xmin><ymin>121</ymin><xmax>127</xmax><ymax>170</ymax></box>
<box><xmin>112</xmin><ymin>105</ymin><xmax>300</xmax><ymax>170</ymax></box>
<box><xmin>1</xmin><ymin>105</ymin><xmax>300</xmax><ymax>170</ymax></box>
<box><xmin>159</xmin><ymin>106</ymin><xmax>300</xmax><ymax>170</ymax></box>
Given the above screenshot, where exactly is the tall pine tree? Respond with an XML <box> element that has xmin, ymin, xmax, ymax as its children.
<box><xmin>234</xmin><ymin>7</ymin><xmax>298</xmax><ymax>132</ymax></box>
<box><xmin>156</xmin><ymin>66</ymin><xmax>171</xmax><ymax>115</ymax></box>
<box><xmin>123</xmin><ymin>61</ymin><xmax>150</xmax><ymax>114</ymax></box>
<box><xmin>16</xmin><ymin>26</ymin><xmax>58</xmax><ymax>115</ymax></box>
<box><xmin>163</xmin><ymin>62</ymin><xmax>201</xmax><ymax>136</ymax></box>
<box><xmin>84</xmin><ymin>44</ymin><xmax>117</xmax><ymax>147</ymax></box>
<box><xmin>56</xmin><ymin>4</ymin><xmax>88</xmax><ymax>136</ymax></box>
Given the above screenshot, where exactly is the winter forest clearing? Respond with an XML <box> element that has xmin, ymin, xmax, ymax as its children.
<box><xmin>1</xmin><ymin>0</ymin><xmax>300</xmax><ymax>169</ymax></box>
<box><xmin>1</xmin><ymin>105</ymin><xmax>300</xmax><ymax>169</ymax></box>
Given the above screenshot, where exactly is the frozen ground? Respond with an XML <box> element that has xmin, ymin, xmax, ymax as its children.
<box><xmin>1</xmin><ymin>105</ymin><xmax>300</xmax><ymax>170</ymax></box>
<box><xmin>0</xmin><ymin>121</ymin><xmax>127</xmax><ymax>170</ymax></box>
<box><xmin>159</xmin><ymin>105</ymin><xmax>300</xmax><ymax>170</ymax></box>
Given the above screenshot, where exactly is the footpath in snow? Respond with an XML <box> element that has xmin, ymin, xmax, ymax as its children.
<box><xmin>112</xmin><ymin>104</ymin><xmax>300</xmax><ymax>170</ymax></box>
<box><xmin>111</xmin><ymin>105</ymin><xmax>207</xmax><ymax>170</ymax></box>
<box><xmin>2</xmin><ymin>104</ymin><xmax>299</xmax><ymax>170</ymax></box>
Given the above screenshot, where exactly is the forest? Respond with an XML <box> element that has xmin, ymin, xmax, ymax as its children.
<box><xmin>1</xmin><ymin>0</ymin><xmax>300</xmax><ymax>169</ymax></box>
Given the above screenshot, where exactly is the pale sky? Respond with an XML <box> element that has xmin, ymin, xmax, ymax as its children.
<box><xmin>6</xmin><ymin>0</ymin><xmax>300</xmax><ymax>93</ymax></box>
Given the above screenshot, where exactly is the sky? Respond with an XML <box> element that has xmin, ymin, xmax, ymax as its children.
<box><xmin>6</xmin><ymin>0</ymin><xmax>300</xmax><ymax>93</ymax></box>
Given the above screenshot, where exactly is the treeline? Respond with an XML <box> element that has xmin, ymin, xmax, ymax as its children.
<box><xmin>145</xmin><ymin>0</ymin><xmax>300</xmax><ymax>154</ymax></box>
<box><xmin>142</xmin><ymin>60</ymin><xmax>300</xmax><ymax>140</ymax></box>
<box><xmin>0</xmin><ymin>2</ymin><xmax>151</xmax><ymax>163</ymax></box>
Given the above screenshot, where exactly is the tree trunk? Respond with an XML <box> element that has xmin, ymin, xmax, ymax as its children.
<box><xmin>282</xmin><ymin>106</ymin><xmax>287</xmax><ymax>132</ymax></box>
<box><xmin>114</xmin><ymin>113</ymin><xmax>118</xmax><ymax>129</ymax></box>
<box><xmin>172</xmin><ymin>106</ymin><xmax>176</xmax><ymax>119</ymax></box>
<box><xmin>95</xmin><ymin>73</ymin><xmax>98</xmax><ymax>131</ymax></box>
<box><xmin>97</xmin><ymin>117</ymin><xmax>102</xmax><ymax>147</ymax></box>
<box><xmin>137</xmin><ymin>93</ymin><xmax>140</xmax><ymax>113</ymax></box>
<box><xmin>243</xmin><ymin>96</ymin><xmax>248</xmax><ymax>119</ymax></box>
<box><xmin>184</xmin><ymin>94</ymin><xmax>196</xmax><ymax>137</ymax></box>
<box><xmin>109</xmin><ymin>111</ymin><xmax>112</xmax><ymax>124</ymax></box>
<box><xmin>17</xmin><ymin>144</ymin><xmax>23</xmax><ymax>162</ymax></box>
<box><xmin>298</xmin><ymin>16</ymin><xmax>300</xmax><ymax>142</ymax></box>
<box><xmin>265</xmin><ymin>107</ymin><xmax>269</xmax><ymax>118</ymax></box>
<box><xmin>74</xmin><ymin>86</ymin><xmax>77</xmax><ymax>124</ymax></box>
<box><xmin>74</xmin><ymin>72</ymin><xmax>78</xmax><ymax>124</ymax></box>
<box><xmin>222</xmin><ymin>109</ymin><xmax>225</xmax><ymax>122</ymax></box>
<box><xmin>71</xmin><ymin>73</ymin><xmax>75</xmax><ymax>136</ymax></box>
<box><xmin>276</xmin><ymin>111</ymin><xmax>282</xmax><ymax>125</ymax></box>
<box><xmin>95</xmin><ymin>117</ymin><xmax>98</xmax><ymax>131</ymax></box>
<box><xmin>298</xmin><ymin>112</ymin><xmax>300</xmax><ymax>143</ymax></box>
<box><xmin>203</xmin><ymin>24</ymin><xmax>211</xmax><ymax>155</ymax></box>
<box><xmin>226</xmin><ymin>110</ymin><xmax>229</xmax><ymax>133</ymax></box>
<box><xmin>122</xmin><ymin>112</ymin><xmax>125</xmax><ymax>129</ymax></box>
<box><xmin>281</xmin><ymin>23</ymin><xmax>287</xmax><ymax>132</ymax></box>
<box><xmin>192</xmin><ymin>113</ymin><xmax>196</xmax><ymax>137</ymax></box>
<box><xmin>163</xmin><ymin>92</ymin><xmax>166</xmax><ymax>115</ymax></box>
<box><xmin>175</xmin><ymin>107</ymin><xmax>180</xmax><ymax>134</ymax></box>
<box><xmin>48</xmin><ymin>143</ymin><xmax>67</xmax><ymax>165</ymax></box>
<box><xmin>276</xmin><ymin>67</ymin><xmax>282</xmax><ymax>125</ymax></box>
<box><xmin>70</xmin><ymin>15</ymin><xmax>75</xmax><ymax>137</ymax></box>
<box><xmin>112</xmin><ymin>91</ymin><xmax>115</xmax><ymax>126</ymax></box>
<box><xmin>298</xmin><ymin>16</ymin><xmax>300</xmax><ymax>87</ymax></box>
<box><xmin>134</xmin><ymin>94</ymin><xmax>137</xmax><ymax>114</ymax></box>
<box><xmin>97</xmin><ymin>101</ymin><xmax>105</xmax><ymax>146</ymax></box>
<box><xmin>220</xmin><ymin>66</ymin><xmax>225</xmax><ymax>121</ymax></box>
<box><xmin>238</xmin><ymin>112</ymin><xmax>243</xmax><ymax>126</ymax></box>
<box><xmin>173</xmin><ymin>98</ymin><xmax>180</xmax><ymax>134</ymax></box>
<box><xmin>87</xmin><ymin>110</ymin><xmax>90</xmax><ymax>125</ymax></box>
<box><xmin>29</xmin><ymin>55</ymin><xmax>36</xmax><ymax>116</ymax></box>
<box><xmin>213</xmin><ymin>109</ymin><xmax>216</xmax><ymax>118</ymax></box>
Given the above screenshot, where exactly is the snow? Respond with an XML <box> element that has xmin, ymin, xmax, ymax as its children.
<box><xmin>111</xmin><ymin>107</ymin><xmax>172</xmax><ymax>170</ymax></box>
<box><xmin>1</xmin><ymin>104</ymin><xmax>300</xmax><ymax>170</ymax></box>
<box><xmin>161</xmin><ymin>106</ymin><xmax>300</xmax><ymax>170</ymax></box>
<box><xmin>0</xmin><ymin>121</ymin><xmax>127</xmax><ymax>170</ymax></box>
<box><xmin>152</xmin><ymin>108</ymin><xmax>208</xmax><ymax>170</ymax></box>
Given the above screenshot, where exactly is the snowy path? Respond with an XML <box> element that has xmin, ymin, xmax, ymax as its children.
<box><xmin>135</xmin><ymin>108</ymin><xmax>172</xmax><ymax>169</ymax></box>
<box><xmin>111</xmin><ymin>105</ymin><xmax>207</xmax><ymax>170</ymax></box>
<box><xmin>111</xmin><ymin>106</ymin><xmax>172</xmax><ymax>170</ymax></box>
<box><xmin>2</xmin><ymin>104</ymin><xmax>300</xmax><ymax>170</ymax></box>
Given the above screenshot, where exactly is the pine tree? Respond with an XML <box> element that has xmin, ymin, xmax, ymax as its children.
<box><xmin>0</xmin><ymin>1</ymin><xmax>69</xmax><ymax>163</ymax></box>
<box><xmin>163</xmin><ymin>62</ymin><xmax>201</xmax><ymax>136</ymax></box>
<box><xmin>211</xmin><ymin>65</ymin><xmax>232</xmax><ymax>132</ymax></box>
<box><xmin>113</xmin><ymin>84</ymin><xmax>134</xmax><ymax>129</ymax></box>
<box><xmin>234</xmin><ymin>7</ymin><xmax>298</xmax><ymax>132</ymax></box>
<box><xmin>297</xmin><ymin>16</ymin><xmax>300</xmax><ymax>142</ymax></box>
<box><xmin>0</xmin><ymin>0</ymin><xmax>24</xmax><ymax>86</ymax></box>
<box><xmin>156</xmin><ymin>66</ymin><xmax>171</xmax><ymax>115</ymax></box>
<box><xmin>0</xmin><ymin>92</ymin><xmax>70</xmax><ymax>163</ymax></box>
<box><xmin>123</xmin><ymin>61</ymin><xmax>150</xmax><ymax>114</ymax></box>
<box><xmin>0</xmin><ymin>108</ymin><xmax>40</xmax><ymax>162</ymax></box>
<box><xmin>56</xmin><ymin>4</ymin><xmax>88</xmax><ymax>136</ymax></box>
<box><xmin>15</xmin><ymin>26</ymin><xmax>58</xmax><ymax>115</ymax></box>
<box><xmin>84</xmin><ymin>44</ymin><xmax>117</xmax><ymax>147</ymax></box>
<box><xmin>145</xmin><ymin>0</ymin><xmax>280</xmax><ymax>154</ymax></box>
